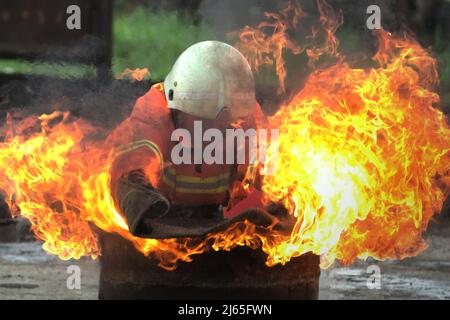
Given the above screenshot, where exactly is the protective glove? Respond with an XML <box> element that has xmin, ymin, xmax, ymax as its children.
<box><xmin>116</xmin><ymin>171</ymin><xmax>170</xmax><ymax>238</ymax></box>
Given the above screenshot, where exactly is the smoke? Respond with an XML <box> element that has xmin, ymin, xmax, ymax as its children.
<box><xmin>197</xmin><ymin>0</ymin><xmax>279</xmax><ymax>35</ymax></box>
<box><xmin>198</xmin><ymin>0</ymin><xmax>397</xmax><ymax>38</ymax></box>
<box><xmin>0</xmin><ymin>36</ymin><xmax>149</xmax><ymax>132</ymax></box>
<box><xmin>0</xmin><ymin>77</ymin><xmax>149</xmax><ymax>134</ymax></box>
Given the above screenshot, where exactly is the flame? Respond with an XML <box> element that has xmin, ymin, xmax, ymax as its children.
<box><xmin>230</xmin><ymin>0</ymin><xmax>342</xmax><ymax>94</ymax></box>
<box><xmin>115</xmin><ymin>68</ymin><xmax>151</xmax><ymax>82</ymax></box>
<box><xmin>0</xmin><ymin>1</ymin><xmax>448</xmax><ymax>270</ymax></box>
<box><xmin>0</xmin><ymin>112</ymin><xmax>101</xmax><ymax>259</ymax></box>
<box><xmin>230</xmin><ymin>1</ymin><xmax>304</xmax><ymax>95</ymax></box>
<box><xmin>261</xmin><ymin>29</ymin><xmax>449</xmax><ymax>267</ymax></box>
<box><xmin>0</xmin><ymin>111</ymin><xmax>273</xmax><ymax>268</ymax></box>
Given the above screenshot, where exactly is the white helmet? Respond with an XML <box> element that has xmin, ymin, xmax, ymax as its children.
<box><xmin>164</xmin><ymin>41</ymin><xmax>256</xmax><ymax>120</ymax></box>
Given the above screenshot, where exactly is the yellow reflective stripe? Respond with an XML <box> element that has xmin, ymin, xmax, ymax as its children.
<box><xmin>113</xmin><ymin>140</ymin><xmax>164</xmax><ymax>171</ymax></box>
<box><xmin>162</xmin><ymin>176</ymin><xmax>229</xmax><ymax>194</ymax></box>
<box><xmin>162</xmin><ymin>168</ymin><xmax>230</xmax><ymax>194</ymax></box>
<box><xmin>116</xmin><ymin>140</ymin><xmax>163</xmax><ymax>161</ymax></box>
<box><xmin>164</xmin><ymin>168</ymin><xmax>230</xmax><ymax>184</ymax></box>
<box><xmin>174</xmin><ymin>185</ymin><xmax>229</xmax><ymax>194</ymax></box>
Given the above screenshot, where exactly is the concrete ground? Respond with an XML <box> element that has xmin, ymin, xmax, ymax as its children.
<box><xmin>0</xmin><ymin>217</ymin><xmax>449</xmax><ymax>300</ymax></box>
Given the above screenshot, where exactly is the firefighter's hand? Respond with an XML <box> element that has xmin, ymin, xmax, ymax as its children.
<box><xmin>116</xmin><ymin>176</ymin><xmax>170</xmax><ymax>238</ymax></box>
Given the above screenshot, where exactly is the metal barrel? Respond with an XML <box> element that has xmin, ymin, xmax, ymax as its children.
<box><xmin>98</xmin><ymin>231</ymin><xmax>320</xmax><ymax>300</ymax></box>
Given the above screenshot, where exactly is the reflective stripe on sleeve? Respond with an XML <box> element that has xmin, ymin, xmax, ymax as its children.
<box><xmin>113</xmin><ymin>139</ymin><xmax>164</xmax><ymax>169</ymax></box>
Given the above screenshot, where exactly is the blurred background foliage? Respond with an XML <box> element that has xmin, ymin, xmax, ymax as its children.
<box><xmin>113</xmin><ymin>6</ymin><xmax>214</xmax><ymax>80</ymax></box>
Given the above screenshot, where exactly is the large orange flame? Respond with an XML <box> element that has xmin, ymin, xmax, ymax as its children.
<box><xmin>261</xmin><ymin>29</ymin><xmax>449</xmax><ymax>268</ymax></box>
<box><xmin>230</xmin><ymin>0</ymin><xmax>342</xmax><ymax>94</ymax></box>
<box><xmin>0</xmin><ymin>2</ymin><xmax>448</xmax><ymax>270</ymax></box>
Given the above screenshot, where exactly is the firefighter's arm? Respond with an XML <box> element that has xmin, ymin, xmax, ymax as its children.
<box><xmin>111</xmin><ymin>123</ymin><xmax>170</xmax><ymax>237</ymax></box>
<box><xmin>109</xmin><ymin>136</ymin><xmax>171</xmax><ymax>237</ymax></box>
<box><xmin>107</xmin><ymin>84</ymin><xmax>174</xmax><ymax>237</ymax></box>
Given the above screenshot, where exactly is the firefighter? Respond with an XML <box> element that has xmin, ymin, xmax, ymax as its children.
<box><xmin>107</xmin><ymin>41</ymin><xmax>267</xmax><ymax>238</ymax></box>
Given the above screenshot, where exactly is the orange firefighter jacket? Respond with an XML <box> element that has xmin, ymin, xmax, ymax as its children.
<box><xmin>107</xmin><ymin>83</ymin><xmax>266</xmax><ymax>207</ymax></box>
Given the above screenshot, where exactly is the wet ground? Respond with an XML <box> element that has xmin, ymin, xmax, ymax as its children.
<box><xmin>319</xmin><ymin>219</ymin><xmax>450</xmax><ymax>299</ymax></box>
<box><xmin>0</xmin><ymin>217</ymin><xmax>449</xmax><ymax>300</ymax></box>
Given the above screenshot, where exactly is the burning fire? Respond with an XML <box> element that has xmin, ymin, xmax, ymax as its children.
<box><xmin>261</xmin><ymin>29</ymin><xmax>449</xmax><ymax>267</ymax></box>
<box><xmin>230</xmin><ymin>0</ymin><xmax>343</xmax><ymax>94</ymax></box>
<box><xmin>115</xmin><ymin>67</ymin><xmax>151</xmax><ymax>82</ymax></box>
<box><xmin>0</xmin><ymin>1</ymin><xmax>448</xmax><ymax>269</ymax></box>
